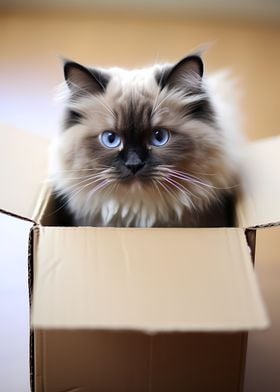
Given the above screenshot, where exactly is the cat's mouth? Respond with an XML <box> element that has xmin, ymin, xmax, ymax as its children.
<box><xmin>120</xmin><ymin>175</ymin><xmax>147</xmax><ymax>185</ymax></box>
<box><xmin>117</xmin><ymin>166</ymin><xmax>149</xmax><ymax>181</ymax></box>
<box><xmin>126</xmin><ymin>180</ymin><xmax>145</xmax><ymax>192</ymax></box>
<box><xmin>118</xmin><ymin>172</ymin><xmax>153</xmax><ymax>189</ymax></box>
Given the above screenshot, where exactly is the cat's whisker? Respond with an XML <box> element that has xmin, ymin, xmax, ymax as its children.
<box><xmin>151</xmin><ymin>179</ymin><xmax>174</xmax><ymax>218</ymax></box>
<box><xmin>84</xmin><ymin>179</ymin><xmax>114</xmax><ymax>204</ymax></box>
<box><xmin>157</xmin><ymin>179</ymin><xmax>179</xmax><ymax>202</ymax></box>
<box><xmin>153</xmin><ymin>107</ymin><xmax>170</xmax><ymax>117</ymax></box>
<box><xmin>53</xmin><ymin>168</ymin><xmax>113</xmax><ymax>193</ymax></box>
<box><xmin>152</xmin><ymin>179</ymin><xmax>167</xmax><ymax>207</ymax></box>
<box><xmin>47</xmin><ymin>177</ymin><xmax>109</xmax><ymax>217</ymax></box>
<box><xmin>47</xmin><ymin>173</ymin><xmax>106</xmax><ymax>182</ymax></box>
<box><xmin>151</xmin><ymin>59</ymin><xmax>176</xmax><ymax>117</ymax></box>
<box><xmin>49</xmin><ymin>166</ymin><xmax>110</xmax><ymax>174</ymax></box>
<box><xmin>64</xmin><ymin>173</ymin><xmax>116</xmax><ymax>193</ymax></box>
<box><xmin>187</xmin><ymin>170</ymin><xmax>219</xmax><ymax>177</ymax></box>
<box><xmin>164</xmin><ymin>170</ymin><xmax>202</xmax><ymax>185</ymax></box>
<box><xmin>66</xmin><ymin>176</ymin><xmax>106</xmax><ymax>189</ymax></box>
<box><xmin>64</xmin><ymin>176</ymin><xmax>114</xmax><ymax>207</ymax></box>
<box><xmin>163</xmin><ymin>177</ymin><xmax>196</xmax><ymax>209</ymax></box>
<box><xmin>58</xmin><ymin>168</ymin><xmax>114</xmax><ymax>187</ymax></box>
<box><xmin>160</xmin><ymin>168</ymin><xmax>208</xmax><ymax>188</ymax></box>
<box><xmin>165</xmin><ymin>176</ymin><xmax>201</xmax><ymax>202</ymax></box>
<box><xmin>161</xmin><ymin>166</ymin><xmax>239</xmax><ymax>190</ymax></box>
<box><xmin>68</xmin><ymin>81</ymin><xmax>116</xmax><ymax>120</ymax></box>
<box><xmin>51</xmin><ymin>169</ymin><xmax>96</xmax><ymax>174</ymax></box>
<box><xmin>166</xmin><ymin>172</ymin><xmax>215</xmax><ymax>197</ymax></box>
<box><xmin>159</xmin><ymin>165</ymin><xmax>219</xmax><ymax>177</ymax></box>
<box><xmin>64</xmin><ymin>180</ymin><xmax>102</xmax><ymax>197</ymax></box>
<box><xmin>92</xmin><ymin>98</ymin><xmax>116</xmax><ymax>120</ymax></box>
<box><xmin>151</xmin><ymin>76</ymin><xmax>165</xmax><ymax>116</ymax></box>
<box><xmin>151</xmin><ymin>88</ymin><xmax>176</xmax><ymax>116</ymax></box>
<box><xmin>108</xmin><ymin>181</ymin><xmax>120</xmax><ymax>199</ymax></box>
<box><xmin>170</xmin><ymin>172</ymin><xmax>238</xmax><ymax>190</ymax></box>
<box><xmin>49</xmin><ymin>167</ymin><xmax>114</xmax><ymax>180</ymax></box>
<box><xmin>151</xmin><ymin>166</ymin><xmax>201</xmax><ymax>198</ymax></box>
<box><xmin>156</xmin><ymin>179</ymin><xmax>187</xmax><ymax>219</ymax></box>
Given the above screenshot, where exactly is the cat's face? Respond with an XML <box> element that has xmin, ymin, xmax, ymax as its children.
<box><xmin>50</xmin><ymin>55</ymin><xmax>237</xmax><ymax>226</ymax></box>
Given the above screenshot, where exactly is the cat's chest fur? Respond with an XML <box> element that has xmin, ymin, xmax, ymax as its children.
<box><xmin>72</xmin><ymin>194</ymin><xmax>233</xmax><ymax>228</ymax></box>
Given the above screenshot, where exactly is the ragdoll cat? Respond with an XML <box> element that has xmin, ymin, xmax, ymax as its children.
<box><xmin>49</xmin><ymin>54</ymin><xmax>242</xmax><ymax>227</ymax></box>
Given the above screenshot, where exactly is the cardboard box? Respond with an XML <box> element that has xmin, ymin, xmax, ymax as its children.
<box><xmin>1</xmin><ymin>124</ymin><xmax>280</xmax><ymax>391</ymax></box>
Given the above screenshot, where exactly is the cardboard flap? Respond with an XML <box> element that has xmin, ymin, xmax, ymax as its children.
<box><xmin>0</xmin><ymin>124</ymin><xmax>49</xmax><ymax>222</ymax></box>
<box><xmin>237</xmin><ymin>135</ymin><xmax>280</xmax><ymax>228</ymax></box>
<box><xmin>32</xmin><ymin>227</ymin><xmax>268</xmax><ymax>331</ymax></box>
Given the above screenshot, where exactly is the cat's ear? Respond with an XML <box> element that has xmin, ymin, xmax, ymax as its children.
<box><xmin>157</xmin><ymin>55</ymin><xmax>203</xmax><ymax>90</ymax></box>
<box><xmin>64</xmin><ymin>60</ymin><xmax>109</xmax><ymax>95</ymax></box>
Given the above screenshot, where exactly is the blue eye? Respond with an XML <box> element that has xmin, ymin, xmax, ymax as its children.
<box><xmin>100</xmin><ymin>131</ymin><xmax>121</xmax><ymax>148</ymax></box>
<box><xmin>150</xmin><ymin>128</ymin><xmax>170</xmax><ymax>147</ymax></box>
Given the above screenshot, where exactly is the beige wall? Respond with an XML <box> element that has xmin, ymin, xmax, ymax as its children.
<box><xmin>0</xmin><ymin>9</ymin><xmax>279</xmax><ymax>140</ymax></box>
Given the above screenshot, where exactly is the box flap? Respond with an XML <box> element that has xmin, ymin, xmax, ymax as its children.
<box><xmin>0</xmin><ymin>124</ymin><xmax>49</xmax><ymax>223</ymax></box>
<box><xmin>32</xmin><ymin>227</ymin><xmax>268</xmax><ymax>331</ymax></box>
<box><xmin>237</xmin><ymin>135</ymin><xmax>280</xmax><ymax>228</ymax></box>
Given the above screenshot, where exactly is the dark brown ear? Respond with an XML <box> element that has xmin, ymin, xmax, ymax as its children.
<box><xmin>156</xmin><ymin>55</ymin><xmax>203</xmax><ymax>90</ymax></box>
<box><xmin>64</xmin><ymin>60</ymin><xmax>110</xmax><ymax>95</ymax></box>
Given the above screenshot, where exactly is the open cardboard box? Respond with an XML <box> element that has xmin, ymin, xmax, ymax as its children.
<box><xmin>1</xmin><ymin>124</ymin><xmax>280</xmax><ymax>391</ymax></box>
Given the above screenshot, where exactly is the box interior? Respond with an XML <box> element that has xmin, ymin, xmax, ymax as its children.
<box><xmin>34</xmin><ymin>329</ymin><xmax>248</xmax><ymax>392</ymax></box>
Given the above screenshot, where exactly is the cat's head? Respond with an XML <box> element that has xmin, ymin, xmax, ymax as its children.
<box><xmin>50</xmin><ymin>55</ymin><xmax>238</xmax><ymax>226</ymax></box>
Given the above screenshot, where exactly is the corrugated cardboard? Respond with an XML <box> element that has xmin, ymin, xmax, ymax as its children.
<box><xmin>35</xmin><ymin>329</ymin><xmax>247</xmax><ymax>392</ymax></box>
<box><xmin>237</xmin><ymin>135</ymin><xmax>280</xmax><ymax>228</ymax></box>
<box><xmin>32</xmin><ymin>227</ymin><xmax>267</xmax><ymax>331</ymax></box>
<box><xmin>0</xmin><ymin>124</ymin><xmax>49</xmax><ymax>222</ymax></box>
<box><xmin>1</xmin><ymin>123</ymin><xmax>280</xmax><ymax>391</ymax></box>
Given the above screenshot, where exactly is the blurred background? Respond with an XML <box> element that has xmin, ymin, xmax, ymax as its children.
<box><xmin>0</xmin><ymin>0</ymin><xmax>280</xmax><ymax>140</ymax></box>
<box><xmin>0</xmin><ymin>1</ymin><xmax>279</xmax><ymax>392</ymax></box>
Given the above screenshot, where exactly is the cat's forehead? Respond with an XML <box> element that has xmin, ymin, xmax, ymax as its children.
<box><xmin>116</xmin><ymin>99</ymin><xmax>153</xmax><ymax>137</ymax></box>
<box><xmin>101</xmin><ymin>68</ymin><xmax>159</xmax><ymax>131</ymax></box>
<box><xmin>106</xmin><ymin>66</ymin><xmax>159</xmax><ymax>100</ymax></box>
<box><xmin>71</xmin><ymin>65</ymin><xmax>185</xmax><ymax>134</ymax></box>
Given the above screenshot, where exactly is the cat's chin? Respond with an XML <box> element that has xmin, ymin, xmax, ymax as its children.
<box><xmin>126</xmin><ymin>181</ymin><xmax>143</xmax><ymax>193</ymax></box>
<box><xmin>120</xmin><ymin>177</ymin><xmax>150</xmax><ymax>192</ymax></box>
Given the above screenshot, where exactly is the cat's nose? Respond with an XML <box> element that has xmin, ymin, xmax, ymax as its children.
<box><xmin>126</xmin><ymin>162</ymin><xmax>145</xmax><ymax>174</ymax></box>
<box><xmin>125</xmin><ymin>151</ymin><xmax>145</xmax><ymax>174</ymax></box>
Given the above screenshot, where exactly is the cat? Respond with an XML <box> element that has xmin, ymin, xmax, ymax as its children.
<box><xmin>49</xmin><ymin>54</ymin><xmax>243</xmax><ymax>227</ymax></box>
